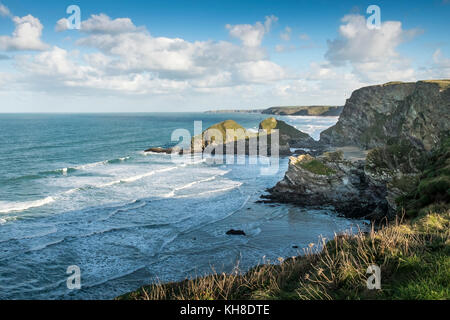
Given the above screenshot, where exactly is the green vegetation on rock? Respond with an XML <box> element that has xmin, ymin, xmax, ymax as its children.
<box><xmin>422</xmin><ymin>79</ymin><xmax>450</xmax><ymax>90</ymax></box>
<box><xmin>396</xmin><ymin>136</ymin><xmax>450</xmax><ymax>218</ymax></box>
<box><xmin>262</xmin><ymin>106</ymin><xmax>343</xmax><ymax>116</ymax></box>
<box><xmin>365</xmin><ymin>139</ymin><xmax>425</xmax><ymax>176</ymax></box>
<box><xmin>206</xmin><ymin>119</ymin><xmax>248</xmax><ymax>142</ymax></box>
<box><xmin>322</xmin><ymin>150</ymin><xmax>344</xmax><ymax>162</ymax></box>
<box><xmin>299</xmin><ymin>159</ymin><xmax>336</xmax><ymax>176</ymax></box>
<box><xmin>259</xmin><ymin>117</ymin><xmax>311</xmax><ymax>142</ymax></box>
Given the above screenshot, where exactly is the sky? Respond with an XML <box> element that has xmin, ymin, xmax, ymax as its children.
<box><xmin>0</xmin><ymin>0</ymin><xmax>449</xmax><ymax>112</ymax></box>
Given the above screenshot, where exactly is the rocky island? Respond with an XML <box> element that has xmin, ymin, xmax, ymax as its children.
<box><xmin>146</xmin><ymin>117</ymin><xmax>313</xmax><ymax>156</ymax></box>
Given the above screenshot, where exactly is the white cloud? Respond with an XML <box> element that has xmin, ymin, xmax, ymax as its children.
<box><xmin>55</xmin><ymin>18</ymin><xmax>69</xmax><ymax>32</ymax></box>
<box><xmin>81</xmin><ymin>14</ymin><xmax>138</xmax><ymax>34</ymax></box>
<box><xmin>325</xmin><ymin>14</ymin><xmax>419</xmax><ymax>82</ymax></box>
<box><xmin>0</xmin><ymin>14</ymin><xmax>48</xmax><ymax>51</ymax></box>
<box><xmin>56</xmin><ymin>14</ymin><xmax>139</xmax><ymax>34</ymax></box>
<box><xmin>5</xmin><ymin>11</ymin><xmax>441</xmax><ymax>112</ymax></box>
<box><xmin>433</xmin><ymin>49</ymin><xmax>450</xmax><ymax>69</ymax></box>
<box><xmin>0</xmin><ymin>3</ymin><xmax>11</xmax><ymax>17</ymax></box>
<box><xmin>12</xmin><ymin>14</ymin><xmax>290</xmax><ymax>97</ymax></box>
<box><xmin>73</xmin><ymin>18</ymin><xmax>278</xmax><ymax>85</ymax></box>
<box><xmin>226</xmin><ymin>15</ymin><xmax>278</xmax><ymax>47</ymax></box>
<box><xmin>280</xmin><ymin>26</ymin><xmax>291</xmax><ymax>41</ymax></box>
<box><xmin>17</xmin><ymin>46</ymin><xmax>189</xmax><ymax>94</ymax></box>
<box><xmin>236</xmin><ymin>60</ymin><xmax>286</xmax><ymax>83</ymax></box>
<box><xmin>417</xmin><ymin>49</ymin><xmax>450</xmax><ymax>79</ymax></box>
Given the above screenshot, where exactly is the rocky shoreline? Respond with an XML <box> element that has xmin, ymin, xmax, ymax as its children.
<box><xmin>264</xmin><ymin>80</ymin><xmax>450</xmax><ymax>221</ymax></box>
<box><xmin>146</xmin><ymin>80</ymin><xmax>449</xmax><ymax>222</ymax></box>
<box><xmin>125</xmin><ymin>79</ymin><xmax>449</xmax><ymax>300</ymax></box>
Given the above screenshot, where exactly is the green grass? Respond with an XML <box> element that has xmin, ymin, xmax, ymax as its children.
<box><xmin>422</xmin><ymin>79</ymin><xmax>450</xmax><ymax>90</ymax></box>
<box><xmin>299</xmin><ymin>159</ymin><xmax>336</xmax><ymax>176</ymax></box>
<box><xmin>396</xmin><ymin>136</ymin><xmax>450</xmax><ymax>218</ymax></box>
<box><xmin>259</xmin><ymin>117</ymin><xmax>310</xmax><ymax>140</ymax></box>
<box><xmin>263</xmin><ymin>106</ymin><xmax>342</xmax><ymax>116</ymax></box>
<box><xmin>322</xmin><ymin>151</ymin><xmax>344</xmax><ymax>162</ymax></box>
<box><xmin>383</xmin><ymin>251</ymin><xmax>450</xmax><ymax>300</ymax></box>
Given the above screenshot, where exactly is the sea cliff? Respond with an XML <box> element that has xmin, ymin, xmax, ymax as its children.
<box><xmin>266</xmin><ymin>80</ymin><xmax>450</xmax><ymax>220</ymax></box>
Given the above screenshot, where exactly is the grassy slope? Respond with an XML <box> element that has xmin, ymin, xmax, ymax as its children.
<box><xmin>119</xmin><ymin>138</ymin><xmax>449</xmax><ymax>301</ymax></box>
<box><xmin>262</xmin><ymin>106</ymin><xmax>343</xmax><ymax>116</ymax></box>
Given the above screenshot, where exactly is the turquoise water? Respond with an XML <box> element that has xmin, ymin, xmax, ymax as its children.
<box><xmin>0</xmin><ymin>113</ymin><xmax>364</xmax><ymax>299</ymax></box>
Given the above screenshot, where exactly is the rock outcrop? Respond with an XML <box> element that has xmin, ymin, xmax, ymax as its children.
<box><xmin>145</xmin><ymin>118</ymin><xmax>315</xmax><ymax>157</ymax></box>
<box><xmin>267</xmin><ymin>80</ymin><xmax>450</xmax><ymax>220</ymax></box>
<box><xmin>191</xmin><ymin>118</ymin><xmax>314</xmax><ymax>156</ymax></box>
<box><xmin>144</xmin><ymin>147</ymin><xmax>179</xmax><ymax>154</ymax></box>
<box><xmin>264</xmin><ymin>151</ymin><xmax>389</xmax><ymax>220</ymax></box>
<box><xmin>226</xmin><ymin>229</ymin><xmax>246</xmax><ymax>236</ymax></box>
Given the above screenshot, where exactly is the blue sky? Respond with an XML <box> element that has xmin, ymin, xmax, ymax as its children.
<box><xmin>0</xmin><ymin>0</ymin><xmax>449</xmax><ymax>112</ymax></box>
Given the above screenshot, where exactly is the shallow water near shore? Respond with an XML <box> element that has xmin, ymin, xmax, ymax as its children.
<box><xmin>0</xmin><ymin>113</ymin><xmax>367</xmax><ymax>299</ymax></box>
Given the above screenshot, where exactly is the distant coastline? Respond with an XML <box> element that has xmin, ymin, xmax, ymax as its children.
<box><xmin>205</xmin><ymin>105</ymin><xmax>343</xmax><ymax>116</ymax></box>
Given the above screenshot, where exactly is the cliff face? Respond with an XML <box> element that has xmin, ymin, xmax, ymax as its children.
<box><xmin>267</xmin><ymin>80</ymin><xmax>450</xmax><ymax>220</ymax></box>
<box><xmin>320</xmin><ymin>80</ymin><xmax>450</xmax><ymax>151</ymax></box>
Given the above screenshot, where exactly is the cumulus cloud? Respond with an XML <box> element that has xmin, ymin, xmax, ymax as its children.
<box><xmin>236</xmin><ymin>60</ymin><xmax>286</xmax><ymax>83</ymax></box>
<box><xmin>325</xmin><ymin>14</ymin><xmax>420</xmax><ymax>82</ymax></box>
<box><xmin>0</xmin><ymin>14</ymin><xmax>48</xmax><ymax>51</ymax></box>
<box><xmin>226</xmin><ymin>15</ymin><xmax>278</xmax><ymax>47</ymax></box>
<box><xmin>72</xmin><ymin>16</ymin><xmax>280</xmax><ymax>85</ymax></box>
<box><xmin>14</xmin><ymin>14</ymin><xmax>290</xmax><ymax>97</ymax></box>
<box><xmin>54</xmin><ymin>18</ymin><xmax>70</xmax><ymax>32</ymax></box>
<box><xmin>17</xmin><ymin>46</ymin><xmax>189</xmax><ymax>94</ymax></box>
<box><xmin>56</xmin><ymin>13</ymin><xmax>139</xmax><ymax>34</ymax></box>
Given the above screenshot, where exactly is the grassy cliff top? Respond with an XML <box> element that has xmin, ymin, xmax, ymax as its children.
<box><xmin>206</xmin><ymin>119</ymin><xmax>245</xmax><ymax>134</ymax></box>
<box><xmin>193</xmin><ymin>120</ymin><xmax>249</xmax><ymax>144</ymax></box>
<box><xmin>262</xmin><ymin>106</ymin><xmax>343</xmax><ymax>116</ymax></box>
<box><xmin>380</xmin><ymin>80</ymin><xmax>450</xmax><ymax>90</ymax></box>
<box><xmin>421</xmin><ymin>79</ymin><xmax>450</xmax><ymax>90</ymax></box>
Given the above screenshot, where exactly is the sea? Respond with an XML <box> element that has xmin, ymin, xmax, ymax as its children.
<box><xmin>0</xmin><ymin>113</ymin><xmax>367</xmax><ymax>299</ymax></box>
